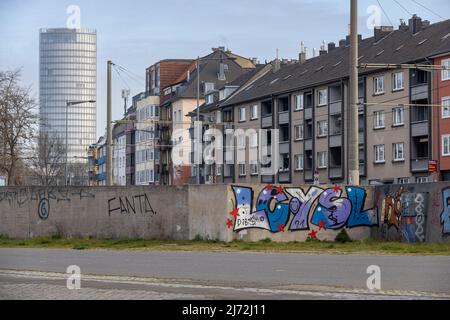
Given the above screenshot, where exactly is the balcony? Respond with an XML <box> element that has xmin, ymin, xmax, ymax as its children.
<box><xmin>411</xmin><ymin>121</ymin><xmax>429</xmax><ymax>137</ymax></box>
<box><xmin>329</xmin><ymin>166</ymin><xmax>343</xmax><ymax>179</ymax></box>
<box><xmin>278</xmin><ymin>171</ymin><xmax>290</xmax><ymax>183</ymax></box>
<box><xmin>304</xmin><ymin>139</ymin><xmax>313</xmax><ymax>151</ymax></box>
<box><xmin>304</xmin><ymin>169</ymin><xmax>313</xmax><ymax>181</ymax></box>
<box><xmin>305</xmin><ymin>108</ymin><xmax>313</xmax><ymax>120</ymax></box>
<box><xmin>279</xmin><ymin>142</ymin><xmax>289</xmax><ymax>154</ymax></box>
<box><xmin>411</xmin><ymin>158</ymin><xmax>428</xmax><ymax>172</ymax></box>
<box><xmin>278</xmin><ymin>111</ymin><xmax>289</xmax><ymax>124</ymax></box>
<box><xmin>329</xmin><ymin>134</ymin><xmax>342</xmax><ymax>148</ymax></box>
<box><xmin>262</xmin><ymin>115</ymin><xmax>272</xmax><ymax>128</ymax></box>
<box><xmin>411</xmin><ymin>84</ymin><xmax>429</xmax><ymax>101</ymax></box>
<box><xmin>261</xmin><ymin>175</ymin><xmax>274</xmax><ymax>184</ymax></box>
<box><xmin>329</xmin><ymin>101</ymin><xmax>342</xmax><ymax>114</ymax></box>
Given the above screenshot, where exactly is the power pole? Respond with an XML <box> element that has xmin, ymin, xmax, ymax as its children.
<box><xmin>107</xmin><ymin>60</ymin><xmax>113</xmax><ymax>186</ymax></box>
<box><xmin>196</xmin><ymin>56</ymin><xmax>201</xmax><ymax>185</ymax></box>
<box><xmin>348</xmin><ymin>0</ymin><xmax>360</xmax><ymax>185</ymax></box>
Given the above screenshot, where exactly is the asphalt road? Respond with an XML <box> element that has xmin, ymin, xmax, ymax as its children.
<box><xmin>0</xmin><ymin>248</ymin><xmax>449</xmax><ymax>299</ymax></box>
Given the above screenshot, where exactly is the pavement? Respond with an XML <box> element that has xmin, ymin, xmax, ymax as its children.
<box><xmin>0</xmin><ymin>248</ymin><xmax>449</xmax><ymax>300</ymax></box>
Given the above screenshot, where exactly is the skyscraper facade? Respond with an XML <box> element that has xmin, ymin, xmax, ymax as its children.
<box><xmin>39</xmin><ymin>28</ymin><xmax>97</xmax><ymax>161</ymax></box>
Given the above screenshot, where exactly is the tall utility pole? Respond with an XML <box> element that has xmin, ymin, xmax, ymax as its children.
<box><xmin>107</xmin><ymin>60</ymin><xmax>113</xmax><ymax>186</ymax></box>
<box><xmin>348</xmin><ymin>0</ymin><xmax>360</xmax><ymax>185</ymax></box>
<box><xmin>196</xmin><ymin>56</ymin><xmax>201</xmax><ymax>185</ymax></box>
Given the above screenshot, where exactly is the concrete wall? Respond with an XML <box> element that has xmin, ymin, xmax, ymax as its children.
<box><xmin>0</xmin><ymin>183</ymin><xmax>449</xmax><ymax>243</ymax></box>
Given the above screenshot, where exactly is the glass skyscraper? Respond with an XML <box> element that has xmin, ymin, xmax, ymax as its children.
<box><xmin>39</xmin><ymin>28</ymin><xmax>97</xmax><ymax>161</ymax></box>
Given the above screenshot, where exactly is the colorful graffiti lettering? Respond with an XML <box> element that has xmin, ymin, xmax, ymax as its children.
<box><xmin>441</xmin><ymin>188</ymin><xmax>450</xmax><ymax>235</ymax></box>
<box><xmin>229</xmin><ymin>185</ymin><xmax>377</xmax><ymax>234</ymax></box>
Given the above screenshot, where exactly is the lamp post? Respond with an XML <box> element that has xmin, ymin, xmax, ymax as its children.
<box><xmin>65</xmin><ymin>100</ymin><xmax>96</xmax><ymax>186</ymax></box>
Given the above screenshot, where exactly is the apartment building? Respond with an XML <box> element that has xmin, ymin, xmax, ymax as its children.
<box><xmin>135</xmin><ymin>94</ymin><xmax>160</xmax><ymax>185</ymax></box>
<box><xmin>158</xmin><ymin>47</ymin><xmax>256</xmax><ymax>185</ymax></box>
<box><xmin>433</xmin><ymin>51</ymin><xmax>450</xmax><ymax>181</ymax></box>
<box><xmin>215</xmin><ymin>16</ymin><xmax>450</xmax><ymax>186</ymax></box>
<box><xmin>112</xmin><ymin>122</ymin><xmax>127</xmax><ymax>186</ymax></box>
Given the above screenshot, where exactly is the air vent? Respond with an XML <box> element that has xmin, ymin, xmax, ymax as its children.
<box><xmin>376</xmin><ymin>50</ymin><xmax>385</xmax><ymax>57</ymax></box>
<box><xmin>269</xmin><ymin>78</ymin><xmax>279</xmax><ymax>85</ymax></box>
<box><xmin>333</xmin><ymin>61</ymin><xmax>342</xmax><ymax>67</ymax></box>
<box><xmin>283</xmin><ymin>74</ymin><xmax>293</xmax><ymax>80</ymax></box>
<box><xmin>394</xmin><ymin>44</ymin><xmax>405</xmax><ymax>52</ymax></box>
<box><xmin>315</xmin><ymin>66</ymin><xmax>324</xmax><ymax>72</ymax></box>
<box><xmin>417</xmin><ymin>39</ymin><xmax>428</xmax><ymax>46</ymax></box>
<box><xmin>443</xmin><ymin>33</ymin><xmax>450</xmax><ymax>40</ymax></box>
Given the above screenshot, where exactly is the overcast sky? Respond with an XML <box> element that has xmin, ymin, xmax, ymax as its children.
<box><xmin>1</xmin><ymin>0</ymin><xmax>449</xmax><ymax>139</ymax></box>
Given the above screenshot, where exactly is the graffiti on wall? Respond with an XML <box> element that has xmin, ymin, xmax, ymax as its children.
<box><xmin>228</xmin><ymin>185</ymin><xmax>378</xmax><ymax>235</ymax></box>
<box><xmin>441</xmin><ymin>188</ymin><xmax>450</xmax><ymax>235</ymax></box>
<box><xmin>0</xmin><ymin>188</ymin><xmax>95</xmax><ymax>220</ymax></box>
<box><xmin>108</xmin><ymin>194</ymin><xmax>157</xmax><ymax>217</ymax></box>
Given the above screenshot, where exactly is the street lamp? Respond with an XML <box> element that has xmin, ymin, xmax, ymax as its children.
<box><xmin>65</xmin><ymin>100</ymin><xmax>96</xmax><ymax>186</ymax></box>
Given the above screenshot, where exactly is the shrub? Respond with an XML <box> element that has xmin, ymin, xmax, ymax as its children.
<box><xmin>335</xmin><ymin>229</ymin><xmax>352</xmax><ymax>243</ymax></box>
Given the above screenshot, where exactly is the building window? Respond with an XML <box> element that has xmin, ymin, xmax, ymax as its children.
<box><xmin>393</xmin><ymin>72</ymin><xmax>404</xmax><ymax>91</ymax></box>
<box><xmin>216</xmin><ymin>165</ymin><xmax>222</xmax><ymax>176</ymax></box>
<box><xmin>216</xmin><ymin>110</ymin><xmax>222</xmax><ymax>123</ymax></box>
<box><xmin>294</xmin><ymin>124</ymin><xmax>304</xmax><ymax>141</ymax></box>
<box><xmin>250</xmin><ymin>132</ymin><xmax>258</xmax><ymax>148</ymax></box>
<box><xmin>417</xmin><ymin>176</ymin><xmax>429</xmax><ymax>183</ymax></box>
<box><xmin>239</xmin><ymin>163</ymin><xmax>246</xmax><ymax>176</ymax></box>
<box><xmin>237</xmin><ymin>134</ymin><xmax>246</xmax><ymax>149</ymax></box>
<box><xmin>295</xmin><ymin>154</ymin><xmax>303</xmax><ymax>171</ymax></box>
<box><xmin>318</xmin><ymin>89</ymin><xmax>327</xmax><ymax>106</ymax></box>
<box><xmin>442</xmin><ymin>134</ymin><xmax>450</xmax><ymax>156</ymax></box>
<box><xmin>251</xmin><ymin>105</ymin><xmax>258</xmax><ymax>119</ymax></box>
<box><xmin>398</xmin><ymin>177</ymin><xmax>410</xmax><ymax>184</ymax></box>
<box><xmin>374</xmin><ymin>76</ymin><xmax>385</xmax><ymax>95</ymax></box>
<box><xmin>317</xmin><ymin>121</ymin><xmax>328</xmax><ymax>137</ymax></box>
<box><xmin>206</xmin><ymin>94</ymin><xmax>214</xmax><ymax>104</ymax></box>
<box><xmin>442</xmin><ymin>97</ymin><xmax>450</xmax><ymax>118</ymax></box>
<box><xmin>374</xmin><ymin>111</ymin><xmax>385</xmax><ymax>129</ymax></box>
<box><xmin>279</xmin><ymin>154</ymin><xmax>290</xmax><ymax>172</ymax></box>
<box><xmin>295</xmin><ymin>94</ymin><xmax>304</xmax><ymax>110</ymax></box>
<box><xmin>393</xmin><ymin>143</ymin><xmax>405</xmax><ymax>161</ymax></box>
<box><xmin>239</xmin><ymin>107</ymin><xmax>246</xmax><ymax>122</ymax></box>
<box><xmin>250</xmin><ymin>162</ymin><xmax>258</xmax><ymax>175</ymax></box>
<box><xmin>393</xmin><ymin>107</ymin><xmax>404</xmax><ymax>126</ymax></box>
<box><xmin>317</xmin><ymin>151</ymin><xmax>327</xmax><ymax>169</ymax></box>
<box><xmin>442</xmin><ymin>59</ymin><xmax>450</xmax><ymax>81</ymax></box>
<box><xmin>375</xmin><ymin>144</ymin><xmax>385</xmax><ymax>163</ymax></box>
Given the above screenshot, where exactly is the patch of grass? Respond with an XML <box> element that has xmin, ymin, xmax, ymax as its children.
<box><xmin>0</xmin><ymin>236</ymin><xmax>449</xmax><ymax>255</ymax></box>
<box><xmin>335</xmin><ymin>229</ymin><xmax>352</xmax><ymax>243</ymax></box>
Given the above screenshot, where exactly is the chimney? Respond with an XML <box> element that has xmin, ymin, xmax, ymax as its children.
<box><xmin>319</xmin><ymin>40</ymin><xmax>327</xmax><ymax>55</ymax></box>
<box><xmin>313</xmin><ymin>48</ymin><xmax>318</xmax><ymax>57</ymax></box>
<box><xmin>272</xmin><ymin>57</ymin><xmax>281</xmax><ymax>72</ymax></box>
<box><xmin>299</xmin><ymin>42</ymin><xmax>307</xmax><ymax>64</ymax></box>
<box><xmin>399</xmin><ymin>19</ymin><xmax>408</xmax><ymax>31</ymax></box>
<box><xmin>281</xmin><ymin>58</ymin><xmax>289</xmax><ymax>65</ymax></box>
<box><xmin>339</xmin><ymin>39</ymin><xmax>346</xmax><ymax>47</ymax></box>
<box><xmin>422</xmin><ymin>20</ymin><xmax>430</xmax><ymax>29</ymax></box>
<box><xmin>251</xmin><ymin>57</ymin><xmax>258</xmax><ymax>65</ymax></box>
<box><xmin>409</xmin><ymin>14</ymin><xmax>422</xmax><ymax>34</ymax></box>
<box><xmin>374</xmin><ymin>26</ymin><xmax>394</xmax><ymax>42</ymax></box>
<box><xmin>328</xmin><ymin>42</ymin><xmax>336</xmax><ymax>52</ymax></box>
<box><xmin>187</xmin><ymin>70</ymin><xmax>190</xmax><ymax>81</ymax></box>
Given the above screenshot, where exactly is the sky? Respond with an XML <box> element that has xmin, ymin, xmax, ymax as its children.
<box><xmin>1</xmin><ymin>0</ymin><xmax>449</xmax><ymax>140</ymax></box>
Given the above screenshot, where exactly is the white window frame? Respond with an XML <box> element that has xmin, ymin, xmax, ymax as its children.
<box><xmin>374</xmin><ymin>111</ymin><xmax>385</xmax><ymax>129</ymax></box>
<box><xmin>295</xmin><ymin>94</ymin><xmax>304</xmax><ymax>111</ymax></box>
<box><xmin>250</xmin><ymin>161</ymin><xmax>258</xmax><ymax>175</ymax></box>
<box><xmin>239</xmin><ymin>163</ymin><xmax>246</xmax><ymax>176</ymax></box>
<box><xmin>317</xmin><ymin>151</ymin><xmax>327</xmax><ymax>169</ymax></box>
<box><xmin>393</xmin><ymin>72</ymin><xmax>404</xmax><ymax>91</ymax></box>
<box><xmin>250</xmin><ymin>132</ymin><xmax>258</xmax><ymax>148</ymax></box>
<box><xmin>294</xmin><ymin>124</ymin><xmax>304</xmax><ymax>141</ymax></box>
<box><xmin>374</xmin><ymin>76</ymin><xmax>385</xmax><ymax>95</ymax></box>
<box><xmin>216</xmin><ymin>164</ymin><xmax>222</xmax><ymax>176</ymax></box>
<box><xmin>442</xmin><ymin>97</ymin><xmax>450</xmax><ymax>119</ymax></box>
<box><xmin>251</xmin><ymin>105</ymin><xmax>258</xmax><ymax>120</ymax></box>
<box><xmin>393</xmin><ymin>143</ymin><xmax>405</xmax><ymax>162</ymax></box>
<box><xmin>237</xmin><ymin>134</ymin><xmax>246</xmax><ymax>149</ymax></box>
<box><xmin>442</xmin><ymin>134</ymin><xmax>450</xmax><ymax>156</ymax></box>
<box><xmin>317</xmin><ymin>120</ymin><xmax>328</xmax><ymax>137</ymax></box>
<box><xmin>393</xmin><ymin>107</ymin><xmax>404</xmax><ymax>126</ymax></box>
<box><xmin>295</xmin><ymin>154</ymin><xmax>304</xmax><ymax>171</ymax></box>
<box><xmin>416</xmin><ymin>176</ymin><xmax>429</xmax><ymax>183</ymax></box>
<box><xmin>318</xmin><ymin>89</ymin><xmax>327</xmax><ymax>106</ymax></box>
<box><xmin>374</xmin><ymin>144</ymin><xmax>385</xmax><ymax>163</ymax></box>
<box><xmin>398</xmin><ymin>177</ymin><xmax>410</xmax><ymax>184</ymax></box>
<box><xmin>239</xmin><ymin>107</ymin><xmax>246</xmax><ymax>122</ymax></box>
<box><xmin>442</xmin><ymin>58</ymin><xmax>450</xmax><ymax>81</ymax></box>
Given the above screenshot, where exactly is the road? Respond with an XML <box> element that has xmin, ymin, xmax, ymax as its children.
<box><xmin>0</xmin><ymin>248</ymin><xmax>449</xmax><ymax>299</ymax></box>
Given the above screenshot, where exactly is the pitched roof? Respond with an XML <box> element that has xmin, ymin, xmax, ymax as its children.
<box><xmin>222</xmin><ymin>18</ymin><xmax>450</xmax><ymax>107</ymax></box>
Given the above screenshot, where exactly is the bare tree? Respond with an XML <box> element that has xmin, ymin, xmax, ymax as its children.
<box><xmin>30</xmin><ymin>132</ymin><xmax>66</xmax><ymax>186</ymax></box>
<box><xmin>0</xmin><ymin>69</ymin><xmax>37</xmax><ymax>185</ymax></box>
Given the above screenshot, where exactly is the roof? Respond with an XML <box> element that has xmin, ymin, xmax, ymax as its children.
<box><xmin>222</xmin><ymin>18</ymin><xmax>450</xmax><ymax>107</ymax></box>
<box><xmin>167</xmin><ymin>49</ymin><xmax>256</xmax><ymax>102</ymax></box>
